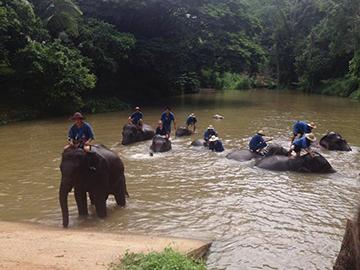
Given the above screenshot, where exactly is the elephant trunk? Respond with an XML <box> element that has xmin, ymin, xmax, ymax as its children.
<box><xmin>59</xmin><ymin>182</ymin><xmax>69</xmax><ymax>228</ymax></box>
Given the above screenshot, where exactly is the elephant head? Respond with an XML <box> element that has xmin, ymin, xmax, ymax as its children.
<box><xmin>150</xmin><ymin>135</ymin><xmax>172</xmax><ymax>153</ymax></box>
<box><xmin>319</xmin><ymin>132</ymin><xmax>352</xmax><ymax>151</ymax></box>
<box><xmin>122</xmin><ymin>124</ymin><xmax>155</xmax><ymax>145</ymax></box>
<box><xmin>59</xmin><ymin>148</ymin><xmax>89</xmax><ymax>228</ymax></box>
<box><xmin>191</xmin><ymin>139</ymin><xmax>205</xmax><ymax>147</ymax></box>
<box><xmin>175</xmin><ymin>127</ymin><xmax>193</xmax><ymax>137</ymax></box>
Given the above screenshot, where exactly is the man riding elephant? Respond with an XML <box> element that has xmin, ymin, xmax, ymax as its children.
<box><xmin>186</xmin><ymin>113</ymin><xmax>197</xmax><ymax>132</ymax></box>
<box><xmin>128</xmin><ymin>106</ymin><xmax>143</xmax><ymax>129</ymax></box>
<box><xmin>209</xmin><ymin>135</ymin><xmax>224</xmax><ymax>152</ymax></box>
<box><xmin>204</xmin><ymin>125</ymin><xmax>218</xmax><ymax>146</ymax></box>
<box><xmin>288</xmin><ymin>133</ymin><xmax>316</xmax><ymax>158</ymax></box>
<box><xmin>161</xmin><ymin>107</ymin><xmax>177</xmax><ymax>137</ymax></box>
<box><xmin>249</xmin><ymin>130</ymin><xmax>273</xmax><ymax>155</ymax></box>
<box><xmin>291</xmin><ymin>121</ymin><xmax>316</xmax><ymax>143</ymax></box>
<box><xmin>66</xmin><ymin>112</ymin><xmax>94</xmax><ymax>151</ymax></box>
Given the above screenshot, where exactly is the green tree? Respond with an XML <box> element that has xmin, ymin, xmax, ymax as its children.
<box><xmin>13</xmin><ymin>40</ymin><xmax>96</xmax><ymax>113</ymax></box>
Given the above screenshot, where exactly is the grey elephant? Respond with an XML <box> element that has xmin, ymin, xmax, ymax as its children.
<box><xmin>226</xmin><ymin>145</ymin><xmax>289</xmax><ymax>162</ymax></box>
<box><xmin>191</xmin><ymin>139</ymin><xmax>206</xmax><ymax>147</ymax></box>
<box><xmin>150</xmin><ymin>135</ymin><xmax>172</xmax><ymax>153</ymax></box>
<box><xmin>255</xmin><ymin>152</ymin><xmax>335</xmax><ymax>173</ymax></box>
<box><xmin>59</xmin><ymin>145</ymin><xmax>127</xmax><ymax>228</ymax></box>
<box><xmin>175</xmin><ymin>126</ymin><xmax>193</xmax><ymax>137</ymax></box>
<box><xmin>319</xmin><ymin>132</ymin><xmax>351</xmax><ymax>151</ymax></box>
<box><xmin>122</xmin><ymin>124</ymin><xmax>155</xmax><ymax>145</ymax></box>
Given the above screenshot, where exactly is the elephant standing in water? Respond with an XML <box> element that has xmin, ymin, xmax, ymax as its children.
<box><xmin>226</xmin><ymin>145</ymin><xmax>289</xmax><ymax>162</ymax></box>
<box><xmin>59</xmin><ymin>145</ymin><xmax>127</xmax><ymax>228</ymax></box>
<box><xmin>122</xmin><ymin>124</ymin><xmax>155</xmax><ymax>145</ymax></box>
<box><xmin>319</xmin><ymin>132</ymin><xmax>352</xmax><ymax>151</ymax></box>
<box><xmin>255</xmin><ymin>153</ymin><xmax>335</xmax><ymax>173</ymax></box>
<box><xmin>175</xmin><ymin>127</ymin><xmax>193</xmax><ymax>137</ymax></box>
<box><xmin>333</xmin><ymin>208</ymin><xmax>360</xmax><ymax>269</ymax></box>
<box><xmin>150</xmin><ymin>135</ymin><xmax>172</xmax><ymax>153</ymax></box>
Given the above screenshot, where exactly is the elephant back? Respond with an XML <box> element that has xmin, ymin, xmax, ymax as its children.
<box><xmin>319</xmin><ymin>132</ymin><xmax>352</xmax><ymax>151</ymax></box>
<box><xmin>175</xmin><ymin>127</ymin><xmax>193</xmax><ymax>137</ymax></box>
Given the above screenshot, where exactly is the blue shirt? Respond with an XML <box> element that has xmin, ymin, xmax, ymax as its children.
<box><xmin>186</xmin><ymin>116</ymin><xmax>197</xmax><ymax>125</ymax></box>
<box><xmin>161</xmin><ymin>112</ymin><xmax>175</xmax><ymax>131</ymax></box>
<box><xmin>209</xmin><ymin>140</ymin><xmax>224</xmax><ymax>152</ymax></box>
<box><xmin>68</xmin><ymin>122</ymin><xmax>95</xmax><ymax>142</ymax></box>
<box><xmin>130</xmin><ymin>111</ymin><xmax>143</xmax><ymax>124</ymax></box>
<box><xmin>293</xmin><ymin>136</ymin><xmax>311</xmax><ymax>149</ymax></box>
<box><xmin>249</xmin><ymin>134</ymin><xmax>267</xmax><ymax>151</ymax></box>
<box><xmin>204</xmin><ymin>129</ymin><xmax>217</xmax><ymax>141</ymax></box>
<box><xmin>293</xmin><ymin>121</ymin><xmax>312</xmax><ymax>135</ymax></box>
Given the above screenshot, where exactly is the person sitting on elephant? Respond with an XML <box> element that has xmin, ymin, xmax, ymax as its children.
<box><xmin>209</xmin><ymin>136</ymin><xmax>224</xmax><ymax>152</ymax></box>
<box><xmin>291</xmin><ymin>121</ymin><xmax>316</xmax><ymax>143</ymax></box>
<box><xmin>128</xmin><ymin>106</ymin><xmax>143</xmax><ymax>128</ymax></box>
<box><xmin>204</xmin><ymin>125</ymin><xmax>218</xmax><ymax>146</ymax></box>
<box><xmin>155</xmin><ymin>120</ymin><xmax>169</xmax><ymax>139</ymax></box>
<box><xmin>186</xmin><ymin>113</ymin><xmax>197</xmax><ymax>132</ymax></box>
<box><xmin>161</xmin><ymin>107</ymin><xmax>177</xmax><ymax>136</ymax></box>
<box><xmin>288</xmin><ymin>133</ymin><xmax>316</xmax><ymax>158</ymax></box>
<box><xmin>249</xmin><ymin>130</ymin><xmax>273</xmax><ymax>154</ymax></box>
<box><xmin>67</xmin><ymin>112</ymin><xmax>94</xmax><ymax>151</ymax></box>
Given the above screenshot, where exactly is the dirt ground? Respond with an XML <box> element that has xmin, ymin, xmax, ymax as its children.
<box><xmin>0</xmin><ymin>221</ymin><xmax>211</xmax><ymax>270</ymax></box>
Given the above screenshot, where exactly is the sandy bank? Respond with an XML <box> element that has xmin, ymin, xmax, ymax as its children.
<box><xmin>0</xmin><ymin>221</ymin><xmax>211</xmax><ymax>270</ymax></box>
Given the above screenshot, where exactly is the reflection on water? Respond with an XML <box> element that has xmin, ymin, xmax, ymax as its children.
<box><xmin>0</xmin><ymin>90</ymin><xmax>360</xmax><ymax>269</ymax></box>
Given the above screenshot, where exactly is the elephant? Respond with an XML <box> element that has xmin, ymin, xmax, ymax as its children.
<box><xmin>333</xmin><ymin>208</ymin><xmax>360</xmax><ymax>270</ymax></box>
<box><xmin>150</xmin><ymin>135</ymin><xmax>172</xmax><ymax>153</ymax></box>
<box><xmin>191</xmin><ymin>139</ymin><xmax>206</xmax><ymax>147</ymax></box>
<box><xmin>175</xmin><ymin>127</ymin><xmax>193</xmax><ymax>137</ymax></box>
<box><xmin>226</xmin><ymin>145</ymin><xmax>289</xmax><ymax>162</ymax></box>
<box><xmin>122</xmin><ymin>123</ymin><xmax>155</xmax><ymax>145</ymax></box>
<box><xmin>319</xmin><ymin>132</ymin><xmax>352</xmax><ymax>151</ymax></box>
<box><xmin>59</xmin><ymin>145</ymin><xmax>127</xmax><ymax>228</ymax></box>
<box><xmin>255</xmin><ymin>152</ymin><xmax>335</xmax><ymax>173</ymax></box>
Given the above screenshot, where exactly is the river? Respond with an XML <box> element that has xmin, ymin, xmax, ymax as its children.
<box><xmin>0</xmin><ymin>90</ymin><xmax>359</xmax><ymax>269</ymax></box>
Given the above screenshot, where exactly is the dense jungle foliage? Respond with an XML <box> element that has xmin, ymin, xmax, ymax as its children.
<box><xmin>1</xmin><ymin>0</ymin><xmax>360</xmax><ymax>116</ymax></box>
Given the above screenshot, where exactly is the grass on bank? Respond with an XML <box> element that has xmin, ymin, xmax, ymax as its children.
<box><xmin>316</xmin><ymin>77</ymin><xmax>360</xmax><ymax>100</ymax></box>
<box><xmin>109</xmin><ymin>247</ymin><xmax>207</xmax><ymax>270</ymax></box>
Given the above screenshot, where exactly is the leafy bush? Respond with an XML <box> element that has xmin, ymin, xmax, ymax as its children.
<box><xmin>82</xmin><ymin>97</ymin><xmax>130</xmax><ymax>113</ymax></box>
<box><xmin>110</xmin><ymin>248</ymin><xmax>206</xmax><ymax>270</ymax></box>
<box><xmin>214</xmin><ymin>72</ymin><xmax>253</xmax><ymax>90</ymax></box>
<box><xmin>319</xmin><ymin>77</ymin><xmax>359</xmax><ymax>97</ymax></box>
<box><xmin>173</xmin><ymin>72</ymin><xmax>200</xmax><ymax>94</ymax></box>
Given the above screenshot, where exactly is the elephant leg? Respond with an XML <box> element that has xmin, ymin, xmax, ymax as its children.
<box><xmin>74</xmin><ymin>187</ymin><xmax>88</xmax><ymax>216</ymax></box>
<box><xmin>89</xmin><ymin>192</ymin><xmax>96</xmax><ymax>205</ymax></box>
<box><xmin>115</xmin><ymin>176</ymin><xmax>126</xmax><ymax>206</ymax></box>
<box><xmin>95</xmin><ymin>194</ymin><xmax>107</xmax><ymax>218</ymax></box>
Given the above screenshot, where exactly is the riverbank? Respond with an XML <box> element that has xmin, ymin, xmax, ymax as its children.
<box><xmin>0</xmin><ymin>221</ymin><xmax>211</xmax><ymax>270</ymax></box>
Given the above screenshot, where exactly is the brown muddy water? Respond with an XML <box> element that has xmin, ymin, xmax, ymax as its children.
<box><xmin>0</xmin><ymin>90</ymin><xmax>360</xmax><ymax>269</ymax></box>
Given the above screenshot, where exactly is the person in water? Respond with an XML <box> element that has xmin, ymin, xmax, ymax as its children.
<box><xmin>288</xmin><ymin>133</ymin><xmax>316</xmax><ymax>157</ymax></box>
<box><xmin>249</xmin><ymin>130</ymin><xmax>273</xmax><ymax>154</ymax></box>
<box><xmin>186</xmin><ymin>113</ymin><xmax>197</xmax><ymax>132</ymax></box>
<box><xmin>161</xmin><ymin>107</ymin><xmax>177</xmax><ymax>136</ymax></box>
<box><xmin>67</xmin><ymin>112</ymin><xmax>95</xmax><ymax>151</ymax></box>
<box><xmin>291</xmin><ymin>121</ymin><xmax>316</xmax><ymax>143</ymax></box>
<box><xmin>208</xmin><ymin>135</ymin><xmax>224</xmax><ymax>152</ymax></box>
<box><xmin>155</xmin><ymin>120</ymin><xmax>169</xmax><ymax>138</ymax></box>
<box><xmin>128</xmin><ymin>106</ymin><xmax>143</xmax><ymax>128</ymax></box>
<box><xmin>204</xmin><ymin>125</ymin><xmax>218</xmax><ymax>145</ymax></box>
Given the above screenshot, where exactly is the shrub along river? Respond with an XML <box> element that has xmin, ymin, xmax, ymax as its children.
<box><xmin>0</xmin><ymin>90</ymin><xmax>359</xmax><ymax>269</ymax></box>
